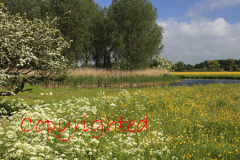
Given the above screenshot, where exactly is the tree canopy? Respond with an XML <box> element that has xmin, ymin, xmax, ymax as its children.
<box><xmin>175</xmin><ymin>61</ymin><xmax>185</xmax><ymax>71</ymax></box>
<box><xmin>206</xmin><ymin>60</ymin><xmax>220</xmax><ymax>69</ymax></box>
<box><xmin>0</xmin><ymin>3</ymin><xmax>73</xmax><ymax>96</ymax></box>
<box><xmin>106</xmin><ymin>0</ymin><xmax>164</xmax><ymax>70</ymax></box>
<box><xmin>0</xmin><ymin>0</ymin><xmax>166</xmax><ymax>70</ymax></box>
<box><xmin>225</xmin><ymin>58</ymin><xmax>235</xmax><ymax>71</ymax></box>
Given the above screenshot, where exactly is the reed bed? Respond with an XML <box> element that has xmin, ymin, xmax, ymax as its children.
<box><xmin>69</xmin><ymin>68</ymin><xmax>170</xmax><ymax>77</ymax></box>
<box><xmin>6</xmin><ymin>68</ymin><xmax>170</xmax><ymax>77</ymax></box>
<box><xmin>20</xmin><ymin>68</ymin><xmax>179</xmax><ymax>89</ymax></box>
<box><xmin>1</xmin><ymin>68</ymin><xmax>179</xmax><ymax>89</ymax></box>
<box><xmin>35</xmin><ymin>74</ymin><xmax>180</xmax><ymax>89</ymax></box>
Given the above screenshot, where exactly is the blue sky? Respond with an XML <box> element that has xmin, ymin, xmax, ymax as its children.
<box><xmin>94</xmin><ymin>0</ymin><xmax>240</xmax><ymax>65</ymax></box>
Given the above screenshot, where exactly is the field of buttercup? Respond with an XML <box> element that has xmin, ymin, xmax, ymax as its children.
<box><xmin>0</xmin><ymin>82</ymin><xmax>240</xmax><ymax>159</ymax></box>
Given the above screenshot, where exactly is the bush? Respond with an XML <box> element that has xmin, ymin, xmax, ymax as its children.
<box><xmin>232</xmin><ymin>65</ymin><xmax>239</xmax><ymax>71</ymax></box>
<box><xmin>171</xmin><ymin>65</ymin><xmax>178</xmax><ymax>71</ymax></box>
<box><xmin>151</xmin><ymin>55</ymin><xmax>173</xmax><ymax>70</ymax></box>
<box><xmin>175</xmin><ymin>61</ymin><xmax>185</xmax><ymax>71</ymax></box>
<box><xmin>206</xmin><ymin>60</ymin><xmax>220</xmax><ymax>69</ymax></box>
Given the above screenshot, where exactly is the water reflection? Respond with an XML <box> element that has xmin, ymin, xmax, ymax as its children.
<box><xmin>167</xmin><ymin>79</ymin><xmax>240</xmax><ymax>87</ymax></box>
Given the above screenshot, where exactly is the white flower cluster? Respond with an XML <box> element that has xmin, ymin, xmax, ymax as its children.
<box><xmin>152</xmin><ymin>55</ymin><xmax>173</xmax><ymax>70</ymax></box>
<box><xmin>0</xmin><ymin>89</ymin><xmax>177</xmax><ymax>159</ymax></box>
<box><xmin>0</xmin><ymin>98</ymin><xmax>28</xmax><ymax>117</ymax></box>
<box><xmin>40</xmin><ymin>92</ymin><xmax>53</xmax><ymax>96</ymax></box>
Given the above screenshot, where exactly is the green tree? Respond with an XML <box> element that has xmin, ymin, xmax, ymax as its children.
<box><xmin>175</xmin><ymin>61</ymin><xmax>185</xmax><ymax>71</ymax></box>
<box><xmin>171</xmin><ymin>65</ymin><xmax>178</xmax><ymax>71</ymax></box>
<box><xmin>194</xmin><ymin>64</ymin><xmax>202</xmax><ymax>69</ymax></box>
<box><xmin>58</xmin><ymin>0</ymin><xmax>100</xmax><ymax>66</ymax></box>
<box><xmin>206</xmin><ymin>60</ymin><xmax>220</xmax><ymax>69</ymax></box>
<box><xmin>0</xmin><ymin>0</ymin><xmax>101</xmax><ymax>67</ymax></box>
<box><xmin>107</xmin><ymin>0</ymin><xmax>164</xmax><ymax>70</ymax></box>
<box><xmin>0</xmin><ymin>0</ymin><xmax>45</xmax><ymax>20</ymax></box>
<box><xmin>225</xmin><ymin>58</ymin><xmax>235</xmax><ymax>71</ymax></box>
<box><xmin>91</xmin><ymin>6</ymin><xmax>113</xmax><ymax>69</ymax></box>
<box><xmin>186</xmin><ymin>64</ymin><xmax>193</xmax><ymax>70</ymax></box>
<box><xmin>0</xmin><ymin>3</ymin><xmax>73</xmax><ymax>96</ymax></box>
<box><xmin>232</xmin><ymin>65</ymin><xmax>238</xmax><ymax>71</ymax></box>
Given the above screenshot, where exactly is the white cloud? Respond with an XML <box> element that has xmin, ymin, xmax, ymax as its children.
<box><xmin>186</xmin><ymin>0</ymin><xmax>240</xmax><ymax>20</ymax></box>
<box><xmin>207</xmin><ymin>0</ymin><xmax>240</xmax><ymax>11</ymax></box>
<box><xmin>158</xmin><ymin>18</ymin><xmax>240</xmax><ymax>65</ymax></box>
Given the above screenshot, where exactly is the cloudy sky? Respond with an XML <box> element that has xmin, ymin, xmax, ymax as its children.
<box><xmin>94</xmin><ymin>0</ymin><xmax>240</xmax><ymax>65</ymax></box>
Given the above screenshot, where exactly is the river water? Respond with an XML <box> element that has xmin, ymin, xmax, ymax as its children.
<box><xmin>166</xmin><ymin>79</ymin><xmax>240</xmax><ymax>87</ymax></box>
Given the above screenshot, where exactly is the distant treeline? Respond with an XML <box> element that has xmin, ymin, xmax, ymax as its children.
<box><xmin>196</xmin><ymin>59</ymin><xmax>240</xmax><ymax>69</ymax></box>
<box><xmin>173</xmin><ymin>59</ymin><xmax>240</xmax><ymax>71</ymax></box>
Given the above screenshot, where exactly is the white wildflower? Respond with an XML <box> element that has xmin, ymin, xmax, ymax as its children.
<box><xmin>110</xmin><ymin>103</ymin><xmax>116</xmax><ymax>107</ymax></box>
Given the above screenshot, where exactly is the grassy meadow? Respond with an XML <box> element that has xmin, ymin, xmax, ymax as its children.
<box><xmin>171</xmin><ymin>72</ymin><xmax>240</xmax><ymax>79</ymax></box>
<box><xmin>0</xmin><ymin>70</ymin><xmax>240</xmax><ymax>159</ymax></box>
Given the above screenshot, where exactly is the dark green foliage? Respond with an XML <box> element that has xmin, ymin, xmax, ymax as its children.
<box><xmin>225</xmin><ymin>58</ymin><xmax>235</xmax><ymax>71</ymax></box>
<box><xmin>91</xmin><ymin>6</ymin><xmax>113</xmax><ymax>68</ymax></box>
<box><xmin>175</xmin><ymin>61</ymin><xmax>185</xmax><ymax>71</ymax></box>
<box><xmin>206</xmin><ymin>60</ymin><xmax>220</xmax><ymax>69</ymax></box>
<box><xmin>0</xmin><ymin>0</ymin><xmax>43</xmax><ymax>20</ymax></box>
<box><xmin>195</xmin><ymin>59</ymin><xmax>240</xmax><ymax>71</ymax></box>
<box><xmin>1</xmin><ymin>0</ymin><xmax>165</xmax><ymax>70</ymax></box>
<box><xmin>172</xmin><ymin>64</ymin><xmax>178</xmax><ymax>71</ymax></box>
<box><xmin>194</xmin><ymin>64</ymin><xmax>202</xmax><ymax>69</ymax></box>
<box><xmin>107</xmin><ymin>0</ymin><xmax>164</xmax><ymax>70</ymax></box>
<box><xmin>232</xmin><ymin>65</ymin><xmax>239</xmax><ymax>71</ymax></box>
<box><xmin>58</xmin><ymin>0</ymin><xmax>101</xmax><ymax>66</ymax></box>
<box><xmin>186</xmin><ymin>64</ymin><xmax>193</xmax><ymax>70</ymax></box>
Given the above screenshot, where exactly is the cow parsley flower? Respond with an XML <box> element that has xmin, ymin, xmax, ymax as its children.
<box><xmin>110</xmin><ymin>103</ymin><xmax>116</xmax><ymax>107</ymax></box>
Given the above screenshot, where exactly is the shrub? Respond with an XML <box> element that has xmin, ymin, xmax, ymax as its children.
<box><xmin>150</xmin><ymin>55</ymin><xmax>173</xmax><ymax>70</ymax></box>
<box><xmin>171</xmin><ymin>65</ymin><xmax>178</xmax><ymax>71</ymax></box>
<box><xmin>206</xmin><ymin>60</ymin><xmax>220</xmax><ymax>69</ymax></box>
<box><xmin>232</xmin><ymin>65</ymin><xmax>239</xmax><ymax>71</ymax></box>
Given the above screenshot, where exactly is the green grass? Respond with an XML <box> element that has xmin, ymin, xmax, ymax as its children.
<box><xmin>0</xmin><ymin>85</ymin><xmax>122</xmax><ymax>107</ymax></box>
<box><xmin>33</xmin><ymin>74</ymin><xmax>180</xmax><ymax>88</ymax></box>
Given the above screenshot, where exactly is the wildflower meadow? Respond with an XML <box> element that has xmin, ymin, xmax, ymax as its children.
<box><xmin>0</xmin><ymin>82</ymin><xmax>240</xmax><ymax>159</ymax></box>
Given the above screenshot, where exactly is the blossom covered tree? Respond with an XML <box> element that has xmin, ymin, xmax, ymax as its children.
<box><xmin>0</xmin><ymin>3</ymin><xmax>73</xmax><ymax>96</ymax></box>
<box><xmin>150</xmin><ymin>55</ymin><xmax>173</xmax><ymax>70</ymax></box>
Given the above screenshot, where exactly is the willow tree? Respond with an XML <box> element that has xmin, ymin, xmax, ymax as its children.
<box><xmin>59</xmin><ymin>0</ymin><xmax>101</xmax><ymax>66</ymax></box>
<box><xmin>107</xmin><ymin>0</ymin><xmax>164</xmax><ymax>70</ymax></box>
<box><xmin>0</xmin><ymin>3</ymin><xmax>73</xmax><ymax>96</ymax></box>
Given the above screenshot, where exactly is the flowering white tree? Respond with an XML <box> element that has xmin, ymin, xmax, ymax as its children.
<box><xmin>0</xmin><ymin>3</ymin><xmax>73</xmax><ymax>96</ymax></box>
<box><xmin>151</xmin><ymin>55</ymin><xmax>173</xmax><ymax>70</ymax></box>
